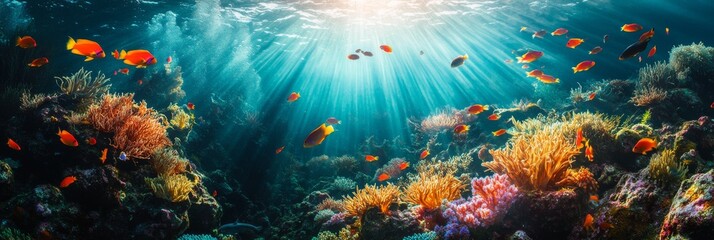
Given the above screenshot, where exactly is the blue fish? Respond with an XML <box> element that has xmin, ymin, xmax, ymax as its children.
<box><xmin>119</xmin><ymin>152</ymin><xmax>127</xmax><ymax>161</ymax></box>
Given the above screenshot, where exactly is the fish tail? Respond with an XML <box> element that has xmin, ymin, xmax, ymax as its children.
<box><xmin>463</xmin><ymin>54</ymin><xmax>468</xmax><ymax>59</ymax></box>
<box><xmin>66</xmin><ymin>37</ymin><xmax>76</xmax><ymax>50</ymax></box>
<box><xmin>16</xmin><ymin>37</ymin><xmax>21</xmax><ymax>46</ymax></box>
<box><xmin>484</xmin><ymin>105</ymin><xmax>489</xmax><ymax>110</ymax></box>
<box><xmin>119</xmin><ymin>50</ymin><xmax>127</xmax><ymax>60</ymax></box>
<box><xmin>555</xmin><ymin>78</ymin><xmax>560</xmax><ymax>83</ymax></box>
<box><xmin>516</xmin><ymin>56</ymin><xmax>522</xmax><ymax>63</ymax></box>
<box><xmin>324</xmin><ymin>125</ymin><xmax>335</xmax><ymax>136</ymax></box>
<box><xmin>572</xmin><ymin>67</ymin><xmax>577</xmax><ymax>73</ymax></box>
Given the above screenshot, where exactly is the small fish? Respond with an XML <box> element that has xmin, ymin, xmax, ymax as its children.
<box><xmin>603</xmin><ymin>34</ymin><xmax>609</xmax><ymax>43</ymax></box>
<box><xmin>7</xmin><ymin>138</ymin><xmax>21</xmax><ymax>151</ymax></box>
<box><xmin>115</xmin><ymin>49</ymin><xmax>157</xmax><ymax>68</ymax></box>
<box><xmin>275</xmin><ymin>146</ymin><xmax>285</xmax><ymax>154</ymax></box>
<box><xmin>167</xmin><ymin>56</ymin><xmax>172</xmax><ymax>63</ymax></box>
<box><xmin>326</xmin><ymin>117</ymin><xmax>341</xmax><ymax>125</ymax></box>
<box><xmin>572</xmin><ymin>60</ymin><xmax>596</xmax><ymax>73</ymax></box>
<box><xmin>113</xmin><ymin>71</ymin><xmax>117</xmax><ymax>76</ymax></box>
<box><xmin>639</xmin><ymin>56</ymin><xmax>642</xmax><ymax>62</ymax></box>
<box><xmin>28</xmin><ymin>57</ymin><xmax>49</xmax><ymax>67</ymax></box>
<box><xmin>522</xmin><ymin>64</ymin><xmax>529</xmax><ymax>69</ymax></box>
<box><xmin>665</xmin><ymin>27</ymin><xmax>669</xmax><ymax>35</ymax></box>
<box><xmin>583</xmin><ymin>214</ymin><xmax>595</xmax><ymax>231</ymax></box>
<box><xmin>639</xmin><ymin>28</ymin><xmax>655</xmax><ymax>42</ymax></box>
<box><xmin>588</xmin><ymin>92</ymin><xmax>596</xmax><ymax>101</ymax></box>
<box><xmin>355</xmin><ymin>49</ymin><xmax>362</xmax><ymax>53</ymax></box>
<box><xmin>377</xmin><ymin>173</ymin><xmax>390</xmax><ymax>182</ymax></box>
<box><xmin>118</xmin><ymin>68</ymin><xmax>129</xmax><ymax>75</ymax></box>
<box><xmin>187</xmin><ymin>102</ymin><xmax>195</xmax><ymax>110</ymax></box>
<box><xmin>138</xmin><ymin>79</ymin><xmax>143</xmax><ymax>85</ymax></box>
<box><xmin>576</xmin><ymin>128</ymin><xmax>585</xmax><ymax>150</ymax></box>
<box><xmin>526</xmin><ymin>69</ymin><xmax>544</xmax><ymax>78</ymax></box>
<box><xmin>492</xmin><ymin>129</ymin><xmax>507</xmax><ymax>136</ymax></box>
<box><xmin>419</xmin><ymin>50</ymin><xmax>424</xmax><ymax>55</ymax></box>
<box><xmin>621</xmin><ymin>23</ymin><xmax>643</xmax><ymax>32</ymax></box>
<box><xmin>453</xmin><ymin>124</ymin><xmax>469</xmax><ymax>134</ymax></box>
<box><xmin>399</xmin><ymin>162</ymin><xmax>409</xmax><ymax>170</ymax></box>
<box><xmin>520</xmin><ymin>26</ymin><xmax>527</xmax><ymax>32</ymax></box>
<box><xmin>303</xmin><ymin>124</ymin><xmax>335</xmax><ymax>148</ymax></box>
<box><xmin>589</xmin><ymin>46</ymin><xmax>603</xmax><ymax>55</ymax></box>
<box><xmin>487</xmin><ymin>114</ymin><xmax>501</xmax><ymax>121</ymax></box>
<box><xmin>365</xmin><ymin>155</ymin><xmax>379</xmax><ymax>162</ymax></box>
<box><xmin>362</xmin><ymin>51</ymin><xmax>373</xmax><ymax>57</ymax></box>
<box><xmin>648</xmin><ymin>45</ymin><xmax>657</xmax><ymax>58</ymax></box>
<box><xmin>711</xmin><ymin>102</ymin><xmax>714</xmax><ymax>108</ymax></box>
<box><xmin>619</xmin><ymin>38</ymin><xmax>651</xmax><ymax>60</ymax></box>
<box><xmin>50</xmin><ymin>116</ymin><xmax>58</xmax><ymax>122</ymax></box>
<box><xmin>551</xmin><ymin>28</ymin><xmax>568</xmax><ymax>36</ymax></box>
<box><xmin>467</xmin><ymin>104</ymin><xmax>489</xmax><ymax>115</ymax></box>
<box><xmin>532</xmin><ymin>30</ymin><xmax>547</xmax><ymax>39</ymax></box>
<box><xmin>86</xmin><ymin>137</ymin><xmax>97</xmax><ymax>145</ymax></box>
<box><xmin>566</xmin><ymin>38</ymin><xmax>585</xmax><ymax>49</ymax></box>
<box><xmin>212</xmin><ymin>190</ymin><xmax>218</xmax><ymax>197</ymax></box>
<box><xmin>516</xmin><ymin>50</ymin><xmax>543</xmax><ymax>63</ymax></box>
<box><xmin>536</xmin><ymin>74</ymin><xmax>559</xmax><ymax>84</ymax></box>
<box><xmin>60</xmin><ymin>176</ymin><xmax>77</xmax><ymax>188</ymax></box>
<box><xmin>287</xmin><ymin>92</ymin><xmax>300</xmax><ymax>103</ymax></box>
<box><xmin>16</xmin><ymin>36</ymin><xmax>37</xmax><ymax>48</ymax></box>
<box><xmin>57</xmin><ymin>129</ymin><xmax>79</xmax><ymax>147</ymax></box>
<box><xmin>589</xmin><ymin>194</ymin><xmax>599</xmax><ymax>202</ymax></box>
<box><xmin>67</xmin><ymin>37</ymin><xmax>105</xmax><ymax>61</ymax></box>
<box><xmin>600</xmin><ymin>222</ymin><xmax>613</xmax><ymax>230</ymax></box>
<box><xmin>347</xmin><ymin>54</ymin><xmax>360</xmax><ymax>60</ymax></box>
<box><xmin>450</xmin><ymin>54</ymin><xmax>468</xmax><ymax>68</ymax></box>
<box><xmin>420</xmin><ymin>150</ymin><xmax>430</xmax><ymax>159</ymax></box>
<box><xmin>119</xmin><ymin>152</ymin><xmax>128</xmax><ymax>161</ymax></box>
<box><xmin>585</xmin><ymin>140</ymin><xmax>594</xmax><ymax>162</ymax></box>
<box><xmin>100</xmin><ymin>148</ymin><xmax>108</xmax><ymax>164</ymax></box>
<box><xmin>380</xmin><ymin>45</ymin><xmax>393</xmax><ymax>53</ymax></box>
<box><xmin>504</xmin><ymin>59</ymin><xmax>512</xmax><ymax>64</ymax></box>
<box><xmin>632</xmin><ymin>138</ymin><xmax>657</xmax><ymax>154</ymax></box>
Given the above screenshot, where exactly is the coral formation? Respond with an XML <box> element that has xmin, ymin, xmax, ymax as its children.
<box><xmin>145</xmin><ymin>173</ymin><xmax>198</xmax><ymax>202</ymax></box>
<box><xmin>343</xmin><ymin>184</ymin><xmax>399</xmax><ymax>217</ymax></box>
<box><xmin>648</xmin><ymin>148</ymin><xmax>687</xmax><ymax>184</ymax></box>
<box><xmin>659</xmin><ymin>170</ymin><xmax>714</xmax><ymax>239</ymax></box>
<box><xmin>403</xmin><ymin>167</ymin><xmax>466</xmax><ymax>211</ymax></box>
<box><xmin>55</xmin><ymin>68</ymin><xmax>111</xmax><ymax>99</ymax></box>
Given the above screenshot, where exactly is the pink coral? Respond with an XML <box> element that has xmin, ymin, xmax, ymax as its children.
<box><xmin>443</xmin><ymin>174</ymin><xmax>519</xmax><ymax>228</ymax></box>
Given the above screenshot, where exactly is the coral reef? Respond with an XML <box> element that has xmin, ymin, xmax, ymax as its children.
<box><xmin>145</xmin><ymin>173</ymin><xmax>199</xmax><ymax>203</ymax></box>
<box><xmin>343</xmin><ymin>184</ymin><xmax>399</xmax><ymax>217</ymax></box>
<box><xmin>403</xmin><ymin>167</ymin><xmax>465</xmax><ymax>211</ymax></box>
<box><xmin>659</xmin><ymin>170</ymin><xmax>714</xmax><ymax>239</ymax></box>
<box><xmin>55</xmin><ymin>68</ymin><xmax>111</xmax><ymax>100</ymax></box>
<box><xmin>441</xmin><ymin>174</ymin><xmax>519</xmax><ymax>230</ymax></box>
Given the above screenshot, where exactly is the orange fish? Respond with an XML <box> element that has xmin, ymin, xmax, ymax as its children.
<box><xmin>100</xmin><ymin>148</ymin><xmax>108</xmax><ymax>164</ymax></box>
<box><xmin>7</xmin><ymin>138</ymin><xmax>21</xmax><ymax>151</ymax></box>
<box><xmin>487</xmin><ymin>114</ymin><xmax>501</xmax><ymax>121</ymax></box>
<box><xmin>467</xmin><ymin>104</ymin><xmax>489</xmax><ymax>115</ymax></box>
<box><xmin>212</xmin><ymin>190</ymin><xmax>218</xmax><ymax>197</ymax></box>
<box><xmin>492</xmin><ymin>129</ymin><xmax>507</xmax><ymax>136</ymax></box>
<box><xmin>632</xmin><ymin>138</ymin><xmax>657</xmax><ymax>154</ymax></box>
<box><xmin>380</xmin><ymin>45</ymin><xmax>393</xmax><ymax>53</ymax></box>
<box><xmin>420</xmin><ymin>150</ymin><xmax>430</xmax><ymax>159</ymax></box>
<box><xmin>399</xmin><ymin>162</ymin><xmax>409</xmax><ymax>170</ymax></box>
<box><xmin>572</xmin><ymin>60</ymin><xmax>596</xmax><ymax>73</ymax></box>
<box><xmin>377</xmin><ymin>173</ymin><xmax>390</xmax><ymax>182</ymax></box>
<box><xmin>551</xmin><ymin>28</ymin><xmax>568</xmax><ymax>36</ymax></box>
<box><xmin>588</xmin><ymin>92</ymin><xmax>596</xmax><ymax>101</ymax></box>
<box><xmin>115</xmin><ymin>49</ymin><xmax>157</xmax><ymax>68</ymax></box>
<box><xmin>66</xmin><ymin>37</ymin><xmax>105</xmax><ymax>61</ymax></box>
<box><xmin>665</xmin><ymin>27</ymin><xmax>669</xmax><ymax>36</ymax></box>
<box><xmin>589</xmin><ymin>194</ymin><xmax>599</xmax><ymax>202</ymax></box>
<box><xmin>347</xmin><ymin>54</ymin><xmax>360</xmax><ymax>60</ymax></box>
<box><xmin>287</xmin><ymin>92</ymin><xmax>300</xmax><ymax>102</ymax></box>
<box><xmin>516</xmin><ymin>50</ymin><xmax>543</xmax><ymax>63</ymax></box>
<box><xmin>639</xmin><ymin>28</ymin><xmax>655</xmax><ymax>42</ymax></box>
<box><xmin>16</xmin><ymin>36</ymin><xmax>36</xmax><ymax>48</ymax></box>
<box><xmin>576</xmin><ymin>128</ymin><xmax>585</xmax><ymax>150</ymax></box>
<box><xmin>522</xmin><ymin>64</ymin><xmax>529</xmax><ymax>69</ymax></box>
<box><xmin>526</xmin><ymin>69</ymin><xmax>544</xmax><ymax>78</ymax></box>
<box><xmin>453</xmin><ymin>124</ymin><xmax>469</xmax><ymax>134</ymax></box>
<box><xmin>303</xmin><ymin>124</ymin><xmax>335</xmax><ymax>148</ymax></box>
<box><xmin>275</xmin><ymin>146</ymin><xmax>285</xmax><ymax>154</ymax></box>
<box><xmin>86</xmin><ymin>137</ymin><xmax>97</xmax><ymax>145</ymax></box>
<box><xmin>57</xmin><ymin>129</ymin><xmax>79</xmax><ymax>147</ymax></box>
<box><xmin>28</xmin><ymin>57</ymin><xmax>49</xmax><ymax>67</ymax></box>
<box><xmin>621</xmin><ymin>23</ymin><xmax>643</xmax><ymax>32</ymax></box>
<box><xmin>138</xmin><ymin>79</ymin><xmax>143</xmax><ymax>85</ymax></box>
<box><xmin>60</xmin><ymin>176</ymin><xmax>77</xmax><ymax>188</ymax></box>
<box><xmin>519</xmin><ymin>26</ymin><xmax>527</xmax><ymax>32</ymax></box>
<box><xmin>365</xmin><ymin>155</ymin><xmax>379</xmax><ymax>162</ymax></box>
<box><xmin>187</xmin><ymin>102</ymin><xmax>195</xmax><ymax>110</ymax></box>
<box><xmin>585</xmin><ymin>140</ymin><xmax>594</xmax><ymax>162</ymax></box>
<box><xmin>167</xmin><ymin>56</ymin><xmax>173</xmax><ymax>63</ymax></box>
<box><xmin>589</xmin><ymin>46</ymin><xmax>603</xmax><ymax>55</ymax></box>
<box><xmin>118</xmin><ymin>68</ymin><xmax>129</xmax><ymax>75</ymax></box>
<box><xmin>536</xmin><ymin>74</ymin><xmax>559</xmax><ymax>84</ymax></box>
<box><xmin>583</xmin><ymin>214</ymin><xmax>595</xmax><ymax>231</ymax></box>
<box><xmin>648</xmin><ymin>45</ymin><xmax>657</xmax><ymax>58</ymax></box>
<box><xmin>566</xmin><ymin>38</ymin><xmax>585</xmax><ymax>49</ymax></box>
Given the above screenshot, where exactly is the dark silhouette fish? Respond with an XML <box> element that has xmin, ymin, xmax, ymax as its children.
<box><xmin>619</xmin><ymin>38</ymin><xmax>650</xmax><ymax>60</ymax></box>
<box><xmin>218</xmin><ymin>220</ymin><xmax>262</xmax><ymax>235</ymax></box>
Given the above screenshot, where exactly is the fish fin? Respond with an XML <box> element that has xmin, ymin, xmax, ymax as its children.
<box><xmin>324</xmin><ymin>125</ymin><xmax>335</xmax><ymax>136</ymax></box>
<box><xmin>483</xmin><ymin>105</ymin><xmax>489</xmax><ymax>110</ymax></box>
<box><xmin>16</xmin><ymin>37</ymin><xmax>21</xmax><ymax>46</ymax></box>
<box><xmin>463</xmin><ymin>54</ymin><xmax>468</xmax><ymax>59</ymax></box>
<box><xmin>85</xmin><ymin>56</ymin><xmax>94</xmax><ymax>62</ymax></box>
<box><xmin>66</xmin><ymin>37</ymin><xmax>76</xmax><ymax>50</ymax></box>
<box><xmin>120</xmin><ymin>50</ymin><xmax>127</xmax><ymax>60</ymax></box>
<box><xmin>555</xmin><ymin>78</ymin><xmax>560</xmax><ymax>83</ymax></box>
<box><xmin>572</xmin><ymin>67</ymin><xmax>577</xmax><ymax>73</ymax></box>
<box><xmin>516</xmin><ymin>56</ymin><xmax>523</xmax><ymax>63</ymax></box>
<box><xmin>70</xmin><ymin>49</ymin><xmax>82</xmax><ymax>55</ymax></box>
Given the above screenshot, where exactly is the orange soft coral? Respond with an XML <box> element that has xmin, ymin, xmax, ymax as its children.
<box><xmin>343</xmin><ymin>184</ymin><xmax>399</xmax><ymax>217</ymax></box>
<box><xmin>403</xmin><ymin>168</ymin><xmax>466</xmax><ymax>210</ymax></box>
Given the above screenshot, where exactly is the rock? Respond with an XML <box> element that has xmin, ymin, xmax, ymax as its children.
<box><xmin>508</xmin><ymin>230</ymin><xmax>532</xmax><ymax>240</ymax></box>
<box><xmin>63</xmin><ymin>165</ymin><xmax>126</xmax><ymax>209</ymax></box>
<box><xmin>186</xmin><ymin>186</ymin><xmax>222</xmax><ymax>232</ymax></box>
<box><xmin>505</xmin><ymin>189</ymin><xmax>583</xmax><ymax>239</ymax></box>
<box><xmin>659</xmin><ymin>170</ymin><xmax>714</xmax><ymax>239</ymax></box>
<box><xmin>360</xmin><ymin>208</ymin><xmax>420</xmax><ymax>240</ymax></box>
<box><xmin>0</xmin><ymin>160</ymin><xmax>14</xmax><ymax>200</ymax></box>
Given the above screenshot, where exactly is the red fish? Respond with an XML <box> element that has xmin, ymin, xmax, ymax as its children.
<box><xmin>621</xmin><ymin>23</ymin><xmax>643</xmax><ymax>32</ymax></box>
<box><xmin>711</xmin><ymin>102</ymin><xmax>714</xmax><ymax>108</ymax></box>
<box><xmin>551</xmin><ymin>28</ymin><xmax>568</xmax><ymax>36</ymax></box>
<box><xmin>187</xmin><ymin>102</ymin><xmax>195</xmax><ymax>110</ymax></box>
<box><xmin>399</xmin><ymin>162</ymin><xmax>409</xmax><ymax>170</ymax></box>
<box><xmin>377</xmin><ymin>173</ymin><xmax>390</xmax><ymax>181</ymax></box>
<box><xmin>28</xmin><ymin>57</ymin><xmax>49</xmax><ymax>67</ymax></box>
<box><xmin>453</xmin><ymin>124</ymin><xmax>469</xmax><ymax>134</ymax></box>
<box><xmin>100</xmin><ymin>148</ymin><xmax>108</xmax><ymax>164</ymax></box>
<box><xmin>7</xmin><ymin>138</ymin><xmax>21</xmax><ymax>151</ymax></box>
<box><xmin>212</xmin><ymin>190</ymin><xmax>218</xmax><ymax>197</ymax></box>
<box><xmin>589</xmin><ymin>46</ymin><xmax>602</xmax><ymax>55</ymax></box>
<box><xmin>522</xmin><ymin>64</ymin><xmax>529</xmax><ymax>69</ymax></box>
<box><xmin>576</xmin><ymin>128</ymin><xmax>585</xmax><ymax>150</ymax></box>
<box><xmin>632</xmin><ymin>138</ymin><xmax>657</xmax><ymax>154</ymax></box>
<box><xmin>467</xmin><ymin>104</ymin><xmax>489</xmax><ymax>115</ymax></box>
<box><xmin>585</xmin><ymin>140</ymin><xmax>594</xmax><ymax>162</ymax></box>
<box><xmin>583</xmin><ymin>214</ymin><xmax>595</xmax><ymax>231</ymax></box>
<box><xmin>526</xmin><ymin>69</ymin><xmax>544</xmax><ymax>78</ymax></box>
<box><xmin>420</xmin><ymin>150</ymin><xmax>429</xmax><ymax>159</ymax></box>
<box><xmin>86</xmin><ymin>137</ymin><xmax>97</xmax><ymax>145</ymax></box>
<box><xmin>639</xmin><ymin>28</ymin><xmax>655</xmax><ymax>42</ymax></box>
<box><xmin>57</xmin><ymin>129</ymin><xmax>79</xmax><ymax>147</ymax></box>
<box><xmin>275</xmin><ymin>146</ymin><xmax>285</xmax><ymax>154</ymax></box>
<box><xmin>138</xmin><ymin>79</ymin><xmax>143</xmax><ymax>85</ymax></box>
<box><xmin>572</xmin><ymin>60</ymin><xmax>596</xmax><ymax>73</ymax></box>
<box><xmin>303</xmin><ymin>124</ymin><xmax>335</xmax><ymax>148</ymax></box>
<box><xmin>365</xmin><ymin>155</ymin><xmax>379</xmax><ymax>162</ymax></box>
<box><xmin>492</xmin><ymin>129</ymin><xmax>507</xmax><ymax>136</ymax></box>
<box><xmin>566</xmin><ymin>38</ymin><xmax>585</xmax><ymax>49</ymax></box>
<box><xmin>487</xmin><ymin>114</ymin><xmax>501</xmax><ymax>121</ymax></box>
<box><xmin>588</xmin><ymin>92</ymin><xmax>596</xmax><ymax>101</ymax></box>
<box><xmin>67</xmin><ymin>37</ymin><xmax>105</xmax><ymax>61</ymax></box>
<box><xmin>648</xmin><ymin>45</ymin><xmax>657</xmax><ymax>58</ymax></box>
<box><xmin>118</xmin><ymin>68</ymin><xmax>129</xmax><ymax>75</ymax></box>
<box><xmin>347</xmin><ymin>54</ymin><xmax>360</xmax><ymax>60</ymax></box>
<box><xmin>115</xmin><ymin>49</ymin><xmax>158</xmax><ymax>68</ymax></box>
<box><xmin>516</xmin><ymin>50</ymin><xmax>543</xmax><ymax>63</ymax></box>
<box><xmin>167</xmin><ymin>56</ymin><xmax>173</xmax><ymax>63</ymax></box>
<box><xmin>16</xmin><ymin>36</ymin><xmax>36</xmax><ymax>48</ymax></box>
<box><xmin>60</xmin><ymin>176</ymin><xmax>77</xmax><ymax>188</ymax></box>
<box><xmin>380</xmin><ymin>45</ymin><xmax>393</xmax><ymax>53</ymax></box>
<box><xmin>590</xmin><ymin>194</ymin><xmax>599</xmax><ymax>202</ymax></box>
<box><xmin>287</xmin><ymin>92</ymin><xmax>300</xmax><ymax>102</ymax></box>
<box><xmin>536</xmin><ymin>74</ymin><xmax>559</xmax><ymax>84</ymax></box>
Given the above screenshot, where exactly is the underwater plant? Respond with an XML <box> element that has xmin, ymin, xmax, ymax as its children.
<box><xmin>0</xmin><ymin>227</ymin><xmax>31</xmax><ymax>240</ymax></box>
<box><xmin>648</xmin><ymin>148</ymin><xmax>688</xmax><ymax>184</ymax></box>
<box><xmin>316</xmin><ymin>198</ymin><xmax>345</xmax><ymax>212</ymax></box>
<box><xmin>630</xmin><ymin>85</ymin><xmax>668</xmax><ymax>107</ymax></box>
<box><xmin>168</xmin><ymin>103</ymin><xmax>194</xmax><ymax>131</ymax></box>
<box><xmin>403</xmin><ymin>167</ymin><xmax>466</xmax><ymax>211</ymax></box>
<box><xmin>18</xmin><ymin>90</ymin><xmax>53</xmax><ymax>110</ymax></box>
<box><xmin>151</xmin><ymin>147</ymin><xmax>190</xmax><ymax>176</ymax></box>
<box><xmin>418</xmin><ymin>108</ymin><xmax>465</xmax><ymax>133</ymax></box>
<box><xmin>55</xmin><ymin>68</ymin><xmax>111</xmax><ymax>99</ymax></box>
<box><xmin>556</xmin><ymin>167</ymin><xmax>599</xmax><ymax>193</ymax></box>
<box><xmin>145</xmin><ymin>173</ymin><xmax>198</xmax><ymax>202</ymax></box>
<box><xmin>343</xmin><ymin>184</ymin><xmax>400</xmax><ymax>217</ymax></box>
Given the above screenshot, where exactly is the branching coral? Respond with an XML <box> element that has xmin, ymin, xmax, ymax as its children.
<box><xmin>403</xmin><ymin>167</ymin><xmax>466</xmax><ymax>210</ymax></box>
<box><xmin>343</xmin><ymin>184</ymin><xmax>399</xmax><ymax>217</ymax></box>
<box><xmin>417</xmin><ymin>108</ymin><xmax>472</xmax><ymax>133</ymax></box>
<box><xmin>151</xmin><ymin>147</ymin><xmax>189</xmax><ymax>176</ymax></box>
<box><xmin>145</xmin><ymin>173</ymin><xmax>198</xmax><ymax>202</ymax></box>
<box><xmin>87</xmin><ymin>94</ymin><xmax>136</xmax><ymax>132</ymax></box>
<box><xmin>669</xmin><ymin>42</ymin><xmax>714</xmax><ymax>80</ymax></box>
<box><xmin>630</xmin><ymin>85</ymin><xmax>668</xmax><ymax>107</ymax></box>
<box><xmin>168</xmin><ymin>103</ymin><xmax>194</xmax><ymax>130</ymax></box>
<box><xmin>648</xmin><ymin>148</ymin><xmax>688</xmax><ymax>184</ymax></box>
<box><xmin>316</xmin><ymin>198</ymin><xmax>345</xmax><ymax>212</ymax></box>
<box><xmin>510</xmin><ymin>111</ymin><xmax>620</xmax><ymax>137</ymax></box>
<box><xmin>55</xmin><ymin>68</ymin><xmax>111</xmax><ymax>98</ymax></box>
<box><xmin>19</xmin><ymin>90</ymin><xmax>52</xmax><ymax>110</ymax></box>
<box><xmin>441</xmin><ymin>174</ymin><xmax>519</xmax><ymax>229</ymax></box>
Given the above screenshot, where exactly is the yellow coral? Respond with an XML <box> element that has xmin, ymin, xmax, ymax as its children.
<box><xmin>145</xmin><ymin>173</ymin><xmax>197</xmax><ymax>202</ymax></box>
<box><xmin>510</xmin><ymin>111</ymin><xmax>620</xmax><ymax>137</ymax></box>
<box><xmin>343</xmin><ymin>184</ymin><xmax>399</xmax><ymax>217</ymax></box>
<box><xmin>150</xmin><ymin>148</ymin><xmax>189</xmax><ymax>176</ymax></box>
<box><xmin>649</xmin><ymin>148</ymin><xmax>687</xmax><ymax>183</ymax></box>
<box><xmin>403</xmin><ymin>167</ymin><xmax>466</xmax><ymax>210</ymax></box>
<box><xmin>169</xmin><ymin>107</ymin><xmax>193</xmax><ymax>130</ymax></box>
